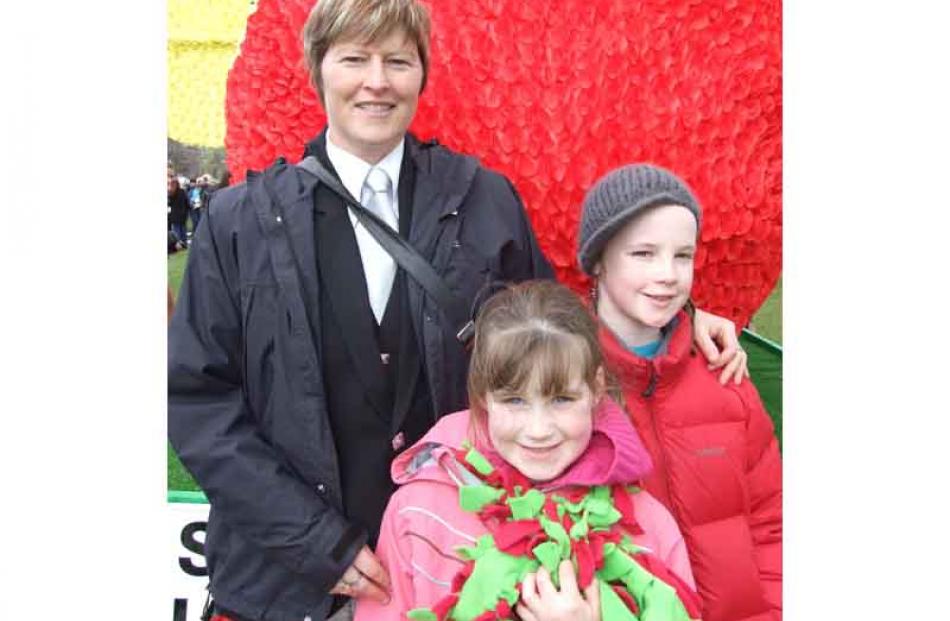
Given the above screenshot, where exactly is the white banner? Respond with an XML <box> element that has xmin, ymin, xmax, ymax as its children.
<box><xmin>170</xmin><ymin>500</ymin><xmax>211</xmax><ymax>621</ymax></box>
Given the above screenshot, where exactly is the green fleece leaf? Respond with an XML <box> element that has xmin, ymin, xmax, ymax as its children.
<box><xmin>587</xmin><ymin>504</ymin><xmax>622</xmax><ymax>528</ymax></box>
<box><xmin>459</xmin><ymin>483</ymin><xmax>505</xmax><ymax>512</ymax></box>
<box><xmin>539</xmin><ymin>515</ymin><xmax>572</xmax><ymax>557</ymax></box>
<box><xmin>531</xmin><ymin>540</ymin><xmax>563</xmax><ymax>574</ymax></box>
<box><xmin>585</xmin><ymin>486</ymin><xmax>622</xmax><ymax>527</ymax></box>
<box><xmin>569</xmin><ymin>513</ymin><xmax>590</xmax><ymax>539</ymax></box>
<box><xmin>464</xmin><ymin>447</ymin><xmax>495</xmax><ymax>476</ymax></box>
<box><xmin>618</xmin><ymin>535</ymin><xmax>646</xmax><ymax>556</ymax></box>
<box><xmin>598</xmin><ymin>543</ymin><xmax>637</xmax><ymax>583</ymax></box>
<box><xmin>453</xmin><ymin>546</ymin><xmax>536</xmax><ymax>621</ymax></box>
<box><xmin>406</xmin><ymin>608</ymin><xmax>438</xmax><ymax>621</ymax></box>
<box><xmin>499</xmin><ymin>583</ymin><xmax>521</xmax><ymax>606</ymax></box>
<box><xmin>585</xmin><ymin>496</ymin><xmax>611</xmax><ymax>515</ymax></box>
<box><xmin>597</xmin><ymin>577</ymin><xmax>641</xmax><ymax>621</ymax></box>
<box><xmin>507</xmin><ymin>488</ymin><xmax>545</xmax><ymax>520</ymax></box>
<box><xmin>456</xmin><ymin>534</ymin><xmax>497</xmax><ymax>561</ymax></box>
<box><xmin>620</xmin><ymin>560</ymin><xmax>694</xmax><ymax>621</ymax></box>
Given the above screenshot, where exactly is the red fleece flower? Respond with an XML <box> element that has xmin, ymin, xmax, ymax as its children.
<box><xmin>450</xmin><ymin>561</ymin><xmax>475</xmax><ymax>594</ymax></box>
<box><xmin>612</xmin><ymin>584</ymin><xmax>641</xmax><ymax>616</ymax></box>
<box><xmin>572</xmin><ymin>537</ymin><xmax>596</xmax><ymax>588</ymax></box>
<box><xmin>409</xmin><ymin>446</ymin><xmax>701</xmax><ymax>620</ymax></box>
<box><xmin>493</xmin><ymin>519</ymin><xmax>545</xmax><ymax>556</ymax></box>
<box><xmin>225</xmin><ymin>0</ymin><xmax>782</xmax><ymax>326</ymax></box>
<box><xmin>432</xmin><ymin>592</ymin><xmax>460</xmax><ymax>620</ymax></box>
<box><xmin>611</xmin><ymin>484</ymin><xmax>645</xmax><ymax>536</ymax></box>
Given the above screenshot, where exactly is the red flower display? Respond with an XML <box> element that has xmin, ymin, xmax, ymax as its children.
<box><xmin>225</xmin><ymin>0</ymin><xmax>782</xmax><ymax>327</ymax></box>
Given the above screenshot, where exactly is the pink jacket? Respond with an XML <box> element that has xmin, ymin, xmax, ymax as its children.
<box><xmin>354</xmin><ymin>399</ymin><xmax>695</xmax><ymax>621</ymax></box>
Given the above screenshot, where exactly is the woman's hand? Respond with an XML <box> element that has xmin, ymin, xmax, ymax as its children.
<box><xmin>692</xmin><ymin>307</ymin><xmax>749</xmax><ymax>385</ymax></box>
<box><xmin>517</xmin><ymin>561</ymin><xmax>601</xmax><ymax>621</ymax></box>
<box><xmin>329</xmin><ymin>545</ymin><xmax>391</xmax><ymax>604</ymax></box>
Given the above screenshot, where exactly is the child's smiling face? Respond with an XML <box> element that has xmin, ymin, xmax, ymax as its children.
<box><xmin>485</xmin><ymin>365</ymin><xmax>603</xmax><ymax>483</ymax></box>
<box><xmin>595</xmin><ymin>204</ymin><xmax>698</xmax><ymax>346</ymax></box>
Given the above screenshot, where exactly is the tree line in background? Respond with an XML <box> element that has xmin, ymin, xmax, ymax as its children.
<box><xmin>168</xmin><ymin>138</ymin><xmax>227</xmax><ymax>181</ymax></box>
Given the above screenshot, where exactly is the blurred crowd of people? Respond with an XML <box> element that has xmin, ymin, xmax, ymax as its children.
<box><xmin>168</xmin><ymin>166</ymin><xmax>231</xmax><ymax>253</ymax></box>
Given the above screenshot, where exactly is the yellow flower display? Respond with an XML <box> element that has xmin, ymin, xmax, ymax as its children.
<box><xmin>167</xmin><ymin>0</ymin><xmax>256</xmax><ymax>147</ymax></box>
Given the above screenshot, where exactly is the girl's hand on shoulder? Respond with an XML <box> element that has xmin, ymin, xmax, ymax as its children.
<box><xmin>692</xmin><ymin>307</ymin><xmax>749</xmax><ymax>385</ymax></box>
<box><xmin>517</xmin><ymin>561</ymin><xmax>601</xmax><ymax>621</ymax></box>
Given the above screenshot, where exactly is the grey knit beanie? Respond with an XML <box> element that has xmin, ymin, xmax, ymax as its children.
<box><xmin>576</xmin><ymin>163</ymin><xmax>702</xmax><ymax>275</ymax></box>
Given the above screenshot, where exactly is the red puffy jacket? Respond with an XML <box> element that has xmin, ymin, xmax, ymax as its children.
<box><xmin>600</xmin><ymin>311</ymin><xmax>782</xmax><ymax>621</ymax></box>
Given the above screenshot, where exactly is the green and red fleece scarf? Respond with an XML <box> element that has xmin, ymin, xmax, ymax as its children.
<box><xmin>407</xmin><ymin>445</ymin><xmax>702</xmax><ymax>621</ymax></box>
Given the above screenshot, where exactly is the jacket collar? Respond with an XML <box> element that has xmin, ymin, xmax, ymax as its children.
<box><xmin>600</xmin><ymin>310</ymin><xmax>695</xmax><ymax>394</ymax></box>
<box><xmin>247</xmin><ymin>158</ymin><xmax>323</xmax><ymax>345</ymax></box>
<box><xmin>305</xmin><ymin>129</ymin><xmax>480</xmax><ymax>231</ymax></box>
<box><xmin>405</xmin><ymin>134</ymin><xmax>480</xmax><ymax>223</ymax></box>
<box><xmin>391</xmin><ymin>399</ymin><xmax>653</xmax><ymax>489</ymax></box>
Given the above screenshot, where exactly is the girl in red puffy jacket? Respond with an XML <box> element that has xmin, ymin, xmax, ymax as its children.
<box><xmin>576</xmin><ymin>164</ymin><xmax>783</xmax><ymax>621</ymax></box>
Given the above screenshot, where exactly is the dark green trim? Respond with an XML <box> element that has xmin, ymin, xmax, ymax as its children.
<box><xmin>741</xmin><ymin>328</ymin><xmax>783</xmax><ymax>356</ymax></box>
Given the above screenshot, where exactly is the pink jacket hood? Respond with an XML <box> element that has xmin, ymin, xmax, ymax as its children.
<box><xmin>391</xmin><ymin>396</ymin><xmax>654</xmax><ymax>490</ymax></box>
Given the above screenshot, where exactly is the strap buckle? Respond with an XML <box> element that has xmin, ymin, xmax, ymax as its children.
<box><xmin>456</xmin><ymin>320</ymin><xmax>475</xmax><ymax>344</ymax></box>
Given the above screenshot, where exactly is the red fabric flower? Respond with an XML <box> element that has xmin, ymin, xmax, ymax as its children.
<box><xmin>225</xmin><ymin>0</ymin><xmax>782</xmax><ymax>326</ymax></box>
<box><xmin>450</xmin><ymin>561</ymin><xmax>476</xmax><ymax>593</ymax></box>
<box><xmin>610</xmin><ymin>484</ymin><xmax>644</xmax><ymax>536</ymax></box>
<box><xmin>493</xmin><ymin>519</ymin><xmax>545</xmax><ymax>556</ymax></box>
<box><xmin>612</xmin><ymin>583</ymin><xmax>641</xmax><ymax>616</ymax></box>
<box><xmin>572</xmin><ymin>537</ymin><xmax>596</xmax><ymax>588</ymax></box>
<box><xmin>432</xmin><ymin>592</ymin><xmax>460</xmax><ymax>620</ymax></box>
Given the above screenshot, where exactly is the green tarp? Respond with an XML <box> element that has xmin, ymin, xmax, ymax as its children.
<box><xmin>741</xmin><ymin>329</ymin><xmax>783</xmax><ymax>449</ymax></box>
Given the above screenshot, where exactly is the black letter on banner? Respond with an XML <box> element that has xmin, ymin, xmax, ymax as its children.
<box><xmin>179</xmin><ymin>521</ymin><xmax>208</xmax><ymax>576</ymax></box>
<box><xmin>173</xmin><ymin>598</ymin><xmax>188</xmax><ymax>621</ymax></box>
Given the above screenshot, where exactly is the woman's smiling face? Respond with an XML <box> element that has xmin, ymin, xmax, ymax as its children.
<box><xmin>319</xmin><ymin>28</ymin><xmax>424</xmax><ymax>163</ymax></box>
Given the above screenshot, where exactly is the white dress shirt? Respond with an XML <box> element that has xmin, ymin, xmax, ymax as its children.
<box><xmin>325</xmin><ymin>137</ymin><xmax>405</xmax><ymax>322</ymax></box>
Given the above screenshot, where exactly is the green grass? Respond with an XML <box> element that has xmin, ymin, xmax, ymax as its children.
<box><xmin>168</xmin><ymin>443</ymin><xmax>200</xmax><ymax>491</ymax></box>
<box><xmin>167</xmin><ymin>250</ymin><xmax>784</xmax><ymax>491</ymax></box>
<box><xmin>750</xmin><ymin>277</ymin><xmax>782</xmax><ymax>344</ymax></box>
<box><xmin>168</xmin><ymin>249</ymin><xmax>189</xmax><ymax>300</ymax></box>
<box><xmin>168</xmin><ymin>249</ymin><xmax>200</xmax><ymax>492</ymax></box>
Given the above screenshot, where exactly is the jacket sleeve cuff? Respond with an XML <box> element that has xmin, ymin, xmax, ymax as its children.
<box><xmin>293</xmin><ymin>514</ymin><xmax>368</xmax><ymax>593</ymax></box>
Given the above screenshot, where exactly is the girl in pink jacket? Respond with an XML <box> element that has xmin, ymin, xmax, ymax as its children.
<box><xmin>355</xmin><ymin>281</ymin><xmax>702</xmax><ymax>621</ymax></box>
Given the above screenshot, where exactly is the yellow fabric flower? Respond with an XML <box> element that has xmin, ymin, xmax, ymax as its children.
<box><xmin>167</xmin><ymin>0</ymin><xmax>255</xmax><ymax>147</ymax></box>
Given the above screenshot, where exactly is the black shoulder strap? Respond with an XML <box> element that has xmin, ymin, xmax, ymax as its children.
<box><xmin>295</xmin><ymin>155</ymin><xmax>475</xmax><ymax>344</ymax></box>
